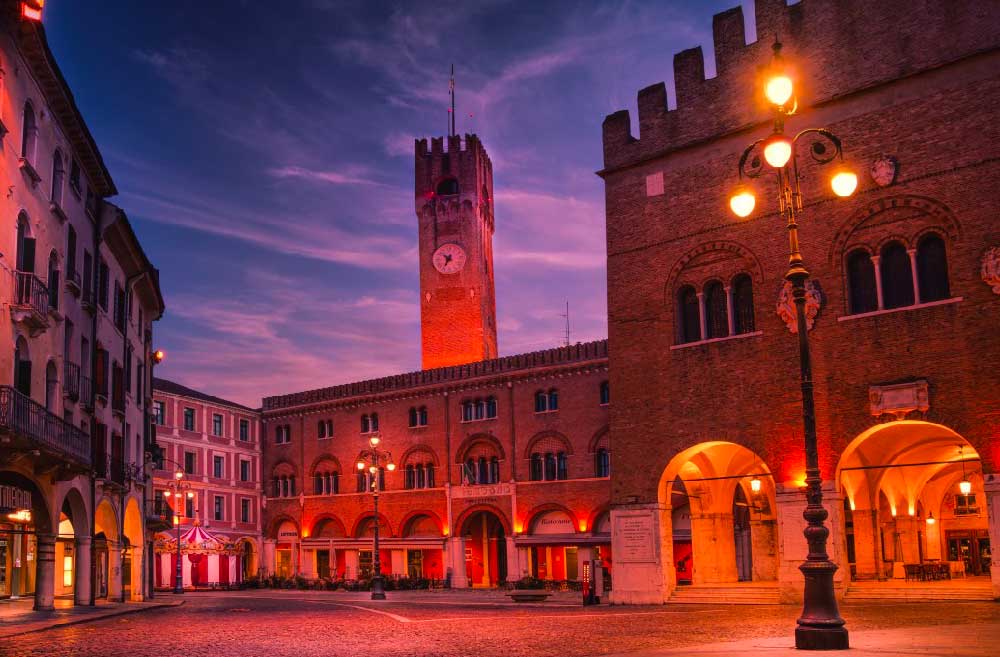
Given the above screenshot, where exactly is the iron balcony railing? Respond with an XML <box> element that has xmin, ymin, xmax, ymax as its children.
<box><xmin>14</xmin><ymin>271</ymin><xmax>49</xmax><ymax>317</ymax></box>
<box><xmin>0</xmin><ymin>385</ymin><xmax>90</xmax><ymax>467</ymax></box>
<box><xmin>108</xmin><ymin>456</ymin><xmax>126</xmax><ymax>486</ymax></box>
<box><xmin>64</xmin><ymin>361</ymin><xmax>80</xmax><ymax>401</ymax></box>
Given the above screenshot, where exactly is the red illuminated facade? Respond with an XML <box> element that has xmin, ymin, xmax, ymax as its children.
<box><xmin>261</xmin><ymin>135</ymin><xmax>610</xmax><ymax>586</ymax></box>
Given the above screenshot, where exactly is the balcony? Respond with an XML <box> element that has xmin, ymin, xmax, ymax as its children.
<box><xmin>64</xmin><ymin>361</ymin><xmax>80</xmax><ymax>402</ymax></box>
<box><xmin>111</xmin><ymin>389</ymin><xmax>125</xmax><ymax>416</ymax></box>
<box><xmin>0</xmin><ymin>385</ymin><xmax>90</xmax><ymax>471</ymax></box>
<box><xmin>65</xmin><ymin>268</ymin><xmax>81</xmax><ymax>298</ymax></box>
<box><xmin>93</xmin><ymin>452</ymin><xmax>127</xmax><ymax>489</ymax></box>
<box><xmin>11</xmin><ymin>271</ymin><xmax>50</xmax><ymax>335</ymax></box>
<box><xmin>82</xmin><ymin>283</ymin><xmax>95</xmax><ymax>313</ymax></box>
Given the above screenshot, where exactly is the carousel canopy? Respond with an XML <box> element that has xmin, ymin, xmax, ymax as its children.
<box><xmin>155</xmin><ymin>521</ymin><xmax>242</xmax><ymax>555</ymax></box>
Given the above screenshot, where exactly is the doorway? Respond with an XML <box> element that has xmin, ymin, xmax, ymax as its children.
<box><xmin>947</xmin><ymin>530</ymin><xmax>991</xmax><ymax>576</ymax></box>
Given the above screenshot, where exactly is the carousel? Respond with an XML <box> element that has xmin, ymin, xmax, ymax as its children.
<box><xmin>155</xmin><ymin>521</ymin><xmax>245</xmax><ymax>589</ymax></box>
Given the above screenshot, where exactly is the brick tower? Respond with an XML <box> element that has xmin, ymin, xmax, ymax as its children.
<box><xmin>415</xmin><ymin>134</ymin><xmax>497</xmax><ymax>370</ymax></box>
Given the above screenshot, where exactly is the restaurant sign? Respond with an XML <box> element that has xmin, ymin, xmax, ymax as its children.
<box><xmin>0</xmin><ymin>484</ymin><xmax>31</xmax><ymax>514</ymax></box>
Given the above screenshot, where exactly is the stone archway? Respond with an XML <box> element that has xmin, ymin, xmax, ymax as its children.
<box><xmin>459</xmin><ymin>510</ymin><xmax>508</xmax><ymax>587</ymax></box>
<box><xmin>56</xmin><ymin>486</ymin><xmax>90</xmax><ymax>605</ymax></box>
<box><xmin>123</xmin><ymin>497</ymin><xmax>144</xmax><ymax>600</ymax></box>
<box><xmin>0</xmin><ymin>470</ymin><xmax>52</xmax><ymax>607</ymax></box>
<box><xmin>837</xmin><ymin>420</ymin><xmax>992</xmax><ymax>593</ymax></box>
<box><xmin>93</xmin><ymin>498</ymin><xmax>119</xmax><ymax>600</ymax></box>
<box><xmin>659</xmin><ymin>441</ymin><xmax>778</xmax><ymax>587</ymax></box>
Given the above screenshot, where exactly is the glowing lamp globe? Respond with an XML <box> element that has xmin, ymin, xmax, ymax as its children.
<box><xmin>763</xmin><ymin>135</ymin><xmax>792</xmax><ymax>168</ymax></box>
<box><xmin>187</xmin><ymin>491</ymin><xmax>194</xmax><ymax>498</ymax></box>
<box><xmin>369</xmin><ymin>465</ymin><xmax>377</xmax><ymax>474</ymax></box>
<box><xmin>959</xmin><ymin>479</ymin><xmax>972</xmax><ymax>495</ymax></box>
<box><xmin>356</xmin><ymin>461</ymin><xmax>365</xmax><ymax>470</ymax></box>
<box><xmin>369</xmin><ymin>435</ymin><xmax>381</xmax><ymax>447</ymax></box>
<box><xmin>750</xmin><ymin>476</ymin><xmax>762</xmax><ymax>494</ymax></box>
<box><xmin>831</xmin><ymin>169</ymin><xmax>858</xmax><ymax>197</ymax></box>
<box><xmin>386</xmin><ymin>462</ymin><xmax>396</xmax><ymax>472</ymax></box>
<box><xmin>175</xmin><ymin>470</ymin><xmax>184</xmax><ymax>480</ymax></box>
<box><xmin>729</xmin><ymin>187</ymin><xmax>756</xmax><ymax>218</ymax></box>
<box><xmin>925</xmin><ymin>513</ymin><xmax>935</xmax><ymax>525</ymax></box>
<box><xmin>765</xmin><ymin>75</ymin><xmax>794</xmax><ymax>107</ymax></box>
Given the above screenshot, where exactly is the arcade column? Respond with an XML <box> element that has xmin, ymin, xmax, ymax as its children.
<box><xmin>108</xmin><ymin>541</ymin><xmax>123</xmax><ymax>601</ymax></box>
<box><xmin>505</xmin><ymin>536</ymin><xmax>519</xmax><ymax>581</ymax></box>
<box><xmin>688</xmin><ymin>512</ymin><xmax>737</xmax><ymax>584</ymax></box>
<box><xmin>262</xmin><ymin>540</ymin><xmax>275</xmax><ymax>576</ymax></box>
<box><xmin>608</xmin><ymin>504</ymin><xmax>671</xmax><ymax>604</ymax></box>
<box><xmin>984</xmin><ymin>473</ymin><xmax>1000</xmax><ymax>599</ymax></box>
<box><xmin>774</xmin><ymin>483</ymin><xmax>847</xmax><ymax>604</ymax></box>
<box><xmin>445</xmin><ymin>536</ymin><xmax>467</xmax><ymax>588</ymax></box>
<box><xmin>73</xmin><ymin>535</ymin><xmax>92</xmax><ymax>606</ymax></box>
<box><xmin>33</xmin><ymin>533</ymin><xmax>56</xmax><ymax>611</ymax></box>
<box><xmin>849</xmin><ymin>509</ymin><xmax>879</xmax><ymax>580</ymax></box>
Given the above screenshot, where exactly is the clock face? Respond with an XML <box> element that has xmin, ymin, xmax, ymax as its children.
<box><xmin>433</xmin><ymin>243</ymin><xmax>467</xmax><ymax>274</ymax></box>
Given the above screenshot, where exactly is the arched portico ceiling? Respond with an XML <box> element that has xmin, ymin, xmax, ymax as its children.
<box><xmin>837</xmin><ymin>421</ymin><xmax>980</xmax><ymax>513</ymax></box>
<box><xmin>123</xmin><ymin>497</ymin><xmax>143</xmax><ymax>544</ymax></box>
<box><xmin>658</xmin><ymin>441</ymin><xmax>774</xmax><ymax>514</ymax></box>
<box><xmin>95</xmin><ymin>498</ymin><xmax>119</xmax><ymax>540</ymax></box>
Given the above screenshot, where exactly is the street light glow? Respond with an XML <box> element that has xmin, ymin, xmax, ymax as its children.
<box><xmin>959</xmin><ymin>479</ymin><xmax>972</xmax><ymax>495</ymax></box>
<box><xmin>831</xmin><ymin>169</ymin><xmax>858</xmax><ymax>197</ymax></box>
<box><xmin>729</xmin><ymin>186</ymin><xmax>756</xmax><ymax>218</ymax></box>
<box><xmin>763</xmin><ymin>135</ymin><xmax>792</xmax><ymax>168</ymax></box>
<box><xmin>765</xmin><ymin>75</ymin><xmax>794</xmax><ymax>107</ymax></box>
<box><xmin>356</xmin><ymin>461</ymin><xmax>365</xmax><ymax>470</ymax></box>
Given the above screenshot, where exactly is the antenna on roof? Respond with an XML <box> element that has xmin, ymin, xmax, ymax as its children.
<box><xmin>561</xmin><ymin>301</ymin><xmax>570</xmax><ymax>347</ymax></box>
<box><xmin>449</xmin><ymin>64</ymin><xmax>456</xmax><ymax>137</ymax></box>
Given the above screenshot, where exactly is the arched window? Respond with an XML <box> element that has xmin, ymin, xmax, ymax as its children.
<box><xmin>405</xmin><ymin>464</ymin><xmax>415</xmax><ymax>489</ymax></box>
<box><xmin>464</xmin><ymin>458</ymin><xmax>477</xmax><ymax>485</ymax></box>
<box><xmin>370</xmin><ymin>413</ymin><xmax>379</xmax><ymax>431</ymax></box>
<box><xmin>485</xmin><ymin>396</ymin><xmax>497</xmax><ymax>418</ymax></box>
<box><xmin>489</xmin><ymin>457</ymin><xmax>500</xmax><ymax>484</ymax></box>
<box><xmin>916</xmin><ymin>234</ymin><xmax>950</xmax><ymax>303</ymax></box>
<box><xmin>47</xmin><ymin>251</ymin><xmax>59</xmax><ymax>310</ymax></box>
<box><xmin>732</xmin><ymin>274</ymin><xmax>755</xmax><ymax>334</ymax></box>
<box><xmin>599</xmin><ymin>381</ymin><xmax>609</xmax><ymax>405</ymax></box>
<box><xmin>318</xmin><ymin>420</ymin><xmax>327</xmax><ymax>438</ymax></box>
<box><xmin>704</xmin><ymin>281</ymin><xmax>728</xmax><ymax>339</ymax></box>
<box><xmin>880</xmin><ymin>241</ymin><xmax>914</xmax><ymax>309</ymax></box>
<box><xmin>436</xmin><ymin>178</ymin><xmax>459</xmax><ymax>195</ymax></box>
<box><xmin>419</xmin><ymin>407</ymin><xmax>428</xmax><ymax>426</ymax></box>
<box><xmin>51</xmin><ymin>149</ymin><xmax>65</xmax><ymax>206</ymax></box>
<box><xmin>595</xmin><ymin>448</ymin><xmax>610</xmax><ymax>477</ymax></box>
<box><xmin>474</xmin><ymin>399</ymin><xmax>485</xmax><ymax>420</ymax></box>
<box><xmin>534</xmin><ymin>391</ymin><xmax>547</xmax><ymax>413</ymax></box>
<box><xmin>67</xmin><ymin>225</ymin><xmax>77</xmax><ymax>280</ymax></box>
<box><xmin>415</xmin><ymin>464</ymin><xmax>425</xmax><ymax>488</ymax></box>
<box><xmin>426</xmin><ymin>464</ymin><xmax>435</xmax><ymax>487</ymax></box>
<box><xmin>846</xmin><ymin>249</ymin><xmax>877</xmax><ymax>314</ymax></box>
<box><xmin>477</xmin><ymin>457</ymin><xmax>489</xmax><ymax>484</ymax></box>
<box><xmin>408</xmin><ymin>407</ymin><xmax>418</xmax><ymax>428</ymax></box>
<box><xmin>556</xmin><ymin>452</ymin><xmax>568</xmax><ymax>480</ymax></box>
<box><xmin>21</xmin><ymin>102</ymin><xmax>37</xmax><ymax>162</ymax></box>
<box><xmin>529</xmin><ymin>453</ymin><xmax>542</xmax><ymax>481</ymax></box>
<box><xmin>462</xmin><ymin>401</ymin><xmax>473</xmax><ymax>422</ymax></box>
<box><xmin>14</xmin><ymin>336</ymin><xmax>31</xmax><ymax>397</ymax></box>
<box><xmin>547</xmin><ymin>389</ymin><xmax>558</xmax><ymax>411</ymax></box>
<box><xmin>678</xmin><ymin>285</ymin><xmax>700</xmax><ymax>344</ymax></box>
<box><xmin>45</xmin><ymin>360</ymin><xmax>58</xmax><ymax>412</ymax></box>
<box><xmin>543</xmin><ymin>453</ymin><xmax>557</xmax><ymax>481</ymax></box>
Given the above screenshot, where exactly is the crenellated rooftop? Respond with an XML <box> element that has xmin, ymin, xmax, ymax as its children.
<box><xmin>262</xmin><ymin>339</ymin><xmax>608</xmax><ymax>412</ymax></box>
<box><xmin>601</xmin><ymin>0</ymin><xmax>1000</xmax><ymax>174</ymax></box>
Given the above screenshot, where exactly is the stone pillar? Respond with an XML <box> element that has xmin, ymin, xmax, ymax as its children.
<box><xmin>609</xmin><ymin>504</ymin><xmax>671</xmax><ymax>604</ymax></box>
<box><xmin>851</xmin><ymin>509</ymin><xmax>880</xmax><ymax>580</ymax></box>
<box><xmin>505</xmin><ymin>536</ymin><xmax>518</xmax><ymax>581</ymax></box>
<box><xmin>775</xmin><ymin>483</ymin><xmax>847</xmax><ymax>603</ymax></box>
<box><xmin>983</xmin><ymin>474</ymin><xmax>1000</xmax><ymax>599</ymax></box>
<box><xmin>895</xmin><ymin>516</ymin><xmax>922</xmax><ymax>566</ymax></box>
<box><xmin>871</xmin><ymin>255</ymin><xmax>884</xmax><ymax>310</ymax></box>
<box><xmin>750</xmin><ymin>519</ymin><xmax>778</xmax><ymax>581</ymax></box>
<box><xmin>696</xmin><ymin>292</ymin><xmax>707</xmax><ymax>340</ymax></box>
<box><xmin>74</xmin><ymin>535</ymin><xmax>93</xmax><ymax>606</ymax></box>
<box><xmin>689</xmin><ymin>512</ymin><xmax>736</xmax><ymax>583</ymax></box>
<box><xmin>923</xmin><ymin>516</ymin><xmax>942</xmax><ymax>561</ymax></box>
<box><xmin>291</xmin><ymin>542</ymin><xmax>299</xmax><ymax>576</ymax></box>
<box><xmin>907</xmin><ymin>248</ymin><xmax>920</xmax><ymax>302</ymax></box>
<box><xmin>131</xmin><ymin>545</ymin><xmax>144</xmax><ymax>601</ymax></box>
<box><xmin>262</xmin><ymin>540</ymin><xmax>275</xmax><ymax>576</ymax></box>
<box><xmin>445</xmin><ymin>536</ymin><xmax>466</xmax><ymax>588</ymax></box>
<box><xmin>33</xmin><ymin>533</ymin><xmax>57</xmax><ymax>611</ymax></box>
<box><xmin>108</xmin><ymin>541</ymin><xmax>123</xmax><ymax>601</ymax></box>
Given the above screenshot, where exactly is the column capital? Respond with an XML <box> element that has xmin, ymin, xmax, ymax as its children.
<box><xmin>75</xmin><ymin>535</ymin><xmax>93</xmax><ymax>546</ymax></box>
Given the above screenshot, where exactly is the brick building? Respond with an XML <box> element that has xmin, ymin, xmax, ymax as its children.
<box><xmin>261</xmin><ymin>135</ymin><xmax>611</xmax><ymax>586</ymax></box>
<box><xmin>601</xmin><ymin>0</ymin><xmax>1000</xmax><ymax>603</ymax></box>
<box><xmin>0</xmin><ymin>1</ymin><xmax>164</xmax><ymax>608</ymax></box>
<box><xmin>150</xmin><ymin>378</ymin><xmax>262</xmax><ymax>587</ymax></box>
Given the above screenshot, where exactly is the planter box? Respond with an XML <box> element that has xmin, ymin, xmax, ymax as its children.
<box><xmin>506</xmin><ymin>592</ymin><xmax>550</xmax><ymax>602</ymax></box>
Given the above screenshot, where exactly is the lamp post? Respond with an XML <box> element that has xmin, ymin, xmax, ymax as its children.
<box><xmin>356</xmin><ymin>432</ymin><xmax>395</xmax><ymax>600</ymax></box>
<box><xmin>728</xmin><ymin>42</ymin><xmax>857</xmax><ymax>651</ymax></box>
<box><xmin>164</xmin><ymin>469</ymin><xmax>194</xmax><ymax>595</ymax></box>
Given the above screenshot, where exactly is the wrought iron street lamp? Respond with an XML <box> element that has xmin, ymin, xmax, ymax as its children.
<box><xmin>728</xmin><ymin>42</ymin><xmax>856</xmax><ymax>651</ymax></box>
<box><xmin>356</xmin><ymin>432</ymin><xmax>395</xmax><ymax>600</ymax></box>
<box><xmin>164</xmin><ymin>469</ymin><xmax>194</xmax><ymax>595</ymax></box>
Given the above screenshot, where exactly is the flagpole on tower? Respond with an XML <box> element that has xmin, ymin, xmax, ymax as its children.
<box><xmin>449</xmin><ymin>64</ymin><xmax>456</xmax><ymax>137</ymax></box>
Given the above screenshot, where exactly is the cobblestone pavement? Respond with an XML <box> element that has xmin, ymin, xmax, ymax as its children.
<box><xmin>1</xmin><ymin>590</ymin><xmax>998</xmax><ymax>657</ymax></box>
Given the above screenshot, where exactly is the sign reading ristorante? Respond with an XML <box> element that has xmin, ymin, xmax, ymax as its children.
<box><xmin>0</xmin><ymin>484</ymin><xmax>31</xmax><ymax>513</ymax></box>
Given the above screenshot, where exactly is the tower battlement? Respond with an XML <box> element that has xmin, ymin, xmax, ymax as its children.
<box><xmin>601</xmin><ymin>0</ymin><xmax>1000</xmax><ymax>173</ymax></box>
<box><xmin>414</xmin><ymin>133</ymin><xmax>494</xmax><ymax>202</ymax></box>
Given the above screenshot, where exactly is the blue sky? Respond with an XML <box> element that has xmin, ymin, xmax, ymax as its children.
<box><xmin>43</xmin><ymin>0</ymin><xmax>756</xmax><ymax>407</ymax></box>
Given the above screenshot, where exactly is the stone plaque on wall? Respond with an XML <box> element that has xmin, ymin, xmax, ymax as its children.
<box><xmin>869</xmin><ymin>380</ymin><xmax>929</xmax><ymax>419</ymax></box>
<box><xmin>615</xmin><ymin>513</ymin><xmax>656</xmax><ymax>563</ymax></box>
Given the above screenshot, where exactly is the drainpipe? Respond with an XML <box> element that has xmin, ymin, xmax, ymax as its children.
<box><xmin>88</xmin><ymin>199</ymin><xmax>103</xmax><ymax>606</ymax></box>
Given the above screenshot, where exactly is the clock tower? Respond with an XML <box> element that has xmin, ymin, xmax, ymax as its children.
<box><xmin>415</xmin><ymin>133</ymin><xmax>498</xmax><ymax>370</ymax></box>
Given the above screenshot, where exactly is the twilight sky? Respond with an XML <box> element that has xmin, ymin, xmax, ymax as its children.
<box><xmin>44</xmin><ymin>0</ymin><xmax>757</xmax><ymax>407</ymax></box>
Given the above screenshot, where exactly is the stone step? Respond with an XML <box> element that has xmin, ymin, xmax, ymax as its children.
<box><xmin>670</xmin><ymin>586</ymin><xmax>782</xmax><ymax>605</ymax></box>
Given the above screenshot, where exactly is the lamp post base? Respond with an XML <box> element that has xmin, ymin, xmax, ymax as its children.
<box><xmin>795</xmin><ymin>626</ymin><xmax>849</xmax><ymax>651</ymax></box>
<box><xmin>795</xmin><ymin>560</ymin><xmax>848</xmax><ymax>650</ymax></box>
<box><xmin>370</xmin><ymin>576</ymin><xmax>386</xmax><ymax>600</ymax></box>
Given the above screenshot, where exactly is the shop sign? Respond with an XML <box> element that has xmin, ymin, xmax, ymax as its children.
<box><xmin>0</xmin><ymin>484</ymin><xmax>31</xmax><ymax>513</ymax></box>
<box><xmin>452</xmin><ymin>483</ymin><xmax>511</xmax><ymax>500</ymax></box>
<box><xmin>532</xmin><ymin>512</ymin><xmax>574</xmax><ymax>535</ymax></box>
